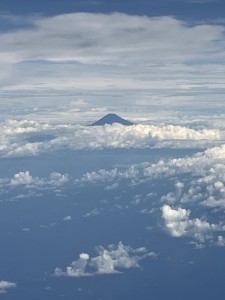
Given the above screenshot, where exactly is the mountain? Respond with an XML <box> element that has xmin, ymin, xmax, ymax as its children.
<box><xmin>90</xmin><ymin>113</ymin><xmax>133</xmax><ymax>126</ymax></box>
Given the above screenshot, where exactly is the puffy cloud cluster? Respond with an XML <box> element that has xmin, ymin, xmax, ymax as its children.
<box><xmin>161</xmin><ymin>205</ymin><xmax>221</xmax><ymax>245</ymax></box>
<box><xmin>3</xmin><ymin>119</ymin><xmax>49</xmax><ymax>135</ymax></box>
<box><xmin>151</xmin><ymin>145</ymin><xmax>225</xmax><ymax>210</ymax></box>
<box><xmin>78</xmin><ymin>144</ymin><xmax>225</xmax><ymax>186</ymax></box>
<box><xmin>7</xmin><ymin>171</ymin><xmax>69</xmax><ymax>188</ymax></box>
<box><xmin>10</xmin><ymin>171</ymin><xmax>34</xmax><ymax>186</ymax></box>
<box><xmin>75</xmin><ymin>144</ymin><xmax>225</xmax><ymax>246</ymax></box>
<box><xmin>0</xmin><ymin>280</ymin><xmax>16</xmax><ymax>294</ymax></box>
<box><xmin>54</xmin><ymin>242</ymin><xmax>156</xmax><ymax>277</ymax></box>
<box><xmin>60</xmin><ymin>124</ymin><xmax>221</xmax><ymax>151</ymax></box>
<box><xmin>77</xmin><ymin>165</ymin><xmax>139</xmax><ymax>184</ymax></box>
<box><xmin>77</xmin><ymin>144</ymin><xmax>225</xmax><ymax>187</ymax></box>
<box><xmin>0</xmin><ymin>119</ymin><xmax>222</xmax><ymax>158</ymax></box>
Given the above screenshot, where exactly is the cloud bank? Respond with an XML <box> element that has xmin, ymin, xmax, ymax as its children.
<box><xmin>0</xmin><ymin>13</ymin><xmax>225</xmax><ymax>110</ymax></box>
<box><xmin>0</xmin><ymin>119</ymin><xmax>222</xmax><ymax>157</ymax></box>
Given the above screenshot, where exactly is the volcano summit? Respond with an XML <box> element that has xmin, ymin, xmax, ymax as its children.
<box><xmin>90</xmin><ymin>114</ymin><xmax>133</xmax><ymax>126</ymax></box>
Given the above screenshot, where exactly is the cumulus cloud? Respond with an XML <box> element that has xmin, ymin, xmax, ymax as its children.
<box><xmin>76</xmin><ymin>144</ymin><xmax>225</xmax><ymax>188</ymax></box>
<box><xmin>161</xmin><ymin>204</ymin><xmax>221</xmax><ymax>244</ymax></box>
<box><xmin>0</xmin><ymin>118</ymin><xmax>223</xmax><ymax>158</ymax></box>
<box><xmin>0</xmin><ymin>280</ymin><xmax>16</xmax><ymax>294</ymax></box>
<box><xmin>10</xmin><ymin>171</ymin><xmax>34</xmax><ymax>186</ymax></box>
<box><xmin>54</xmin><ymin>242</ymin><xmax>156</xmax><ymax>277</ymax></box>
<box><xmin>3</xmin><ymin>119</ymin><xmax>48</xmax><ymax>135</ymax></box>
<box><xmin>73</xmin><ymin>143</ymin><xmax>225</xmax><ymax>246</ymax></box>
<box><xmin>49</xmin><ymin>172</ymin><xmax>69</xmax><ymax>186</ymax></box>
<box><xmin>55</xmin><ymin>252</ymin><xmax>90</xmax><ymax>277</ymax></box>
<box><xmin>7</xmin><ymin>171</ymin><xmax>69</xmax><ymax>189</ymax></box>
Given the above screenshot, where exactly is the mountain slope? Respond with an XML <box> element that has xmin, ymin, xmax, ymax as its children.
<box><xmin>90</xmin><ymin>113</ymin><xmax>133</xmax><ymax>126</ymax></box>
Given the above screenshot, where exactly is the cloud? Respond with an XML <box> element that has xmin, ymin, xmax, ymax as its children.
<box><xmin>83</xmin><ymin>208</ymin><xmax>102</xmax><ymax>218</ymax></box>
<box><xmin>0</xmin><ymin>280</ymin><xmax>16</xmax><ymax>294</ymax></box>
<box><xmin>3</xmin><ymin>119</ymin><xmax>48</xmax><ymax>135</ymax></box>
<box><xmin>76</xmin><ymin>144</ymin><xmax>225</xmax><ymax>190</ymax></box>
<box><xmin>73</xmin><ymin>143</ymin><xmax>225</xmax><ymax>247</ymax></box>
<box><xmin>1</xmin><ymin>13</ymin><xmax>223</xmax><ymax>65</ymax></box>
<box><xmin>0</xmin><ymin>118</ymin><xmax>223</xmax><ymax>158</ymax></box>
<box><xmin>0</xmin><ymin>13</ymin><xmax>224</xmax><ymax>111</ymax></box>
<box><xmin>104</xmin><ymin>182</ymin><xmax>119</xmax><ymax>190</ymax></box>
<box><xmin>55</xmin><ymin>252</ymin><xmax>90</xmax><ymax>277</ymax></box>
<box><xmin>10</xmin><ymin>171</ymin><xmax>34</xmax><ymax>186</ymax></box>
<box><xmin>48</xmin><ymin>172</ymin><xmax>69</xmax><ymax>186</ymax></box>
<box><xmin>54</xmin><ymin>242</ymin><xmax>156</xmax><ymax>277</ymax></box>
<box><xmin>217</xmin><ymin>235</ymin><xmax>225</xmax><ymax>246</ymax></box>
<box><xmin>7</xmin><ymin>171</ymin><xmax>69</xmax><ymax>189</ymax></box>
<box><xmin>161</xmin><ymin>204</ymin><xmax>221</xmax><ymax>244</ymax></box>
<box><xmin>63</xmin><ymin>216</ymin><xmax>72</xmax><ymax>221</ymax></box>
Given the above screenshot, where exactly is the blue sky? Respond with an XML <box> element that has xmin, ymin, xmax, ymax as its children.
<box><xmin>0</xmin><ymin>0</ymin><xmax>225</xmax><ymax>121</ymax></box>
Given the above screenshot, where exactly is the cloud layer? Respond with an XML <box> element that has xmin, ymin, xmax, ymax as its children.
<box><xmin>0</xmin><ymin>13</ymin><xmax>225</xmax><ymax>110</ymax></box>
<box><xmin>0</xmin><ymin>119</ymin><xmax>223</xmax><ymax>158</ymax></box>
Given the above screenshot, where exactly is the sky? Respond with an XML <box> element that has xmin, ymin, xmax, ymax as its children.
<box><xmin>1</xmin><ymin>1</ymin><xmax>225</xmax><ymax>298</ymax></box>
<box><xmin>0</xmin><ymin>0</ymin><xmax>225</xmax><ymax>122</ymax></box>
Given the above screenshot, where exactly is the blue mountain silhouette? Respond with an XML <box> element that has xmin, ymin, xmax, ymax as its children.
<box><xmin>90</xmin><ymin>113</ymin><xmax>133</xmax><ymax>126</ymax></box>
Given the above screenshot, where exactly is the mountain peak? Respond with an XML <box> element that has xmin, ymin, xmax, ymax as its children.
<box><xmin>90</xmin><ymin>113</ymin><xmax>133</xmax><ymax>126</ymax></box>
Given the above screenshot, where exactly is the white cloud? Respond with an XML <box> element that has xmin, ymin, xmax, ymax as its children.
<box><xmin>63</xmin><ymin>216</ymin><xmax>72</xmax><ymax>221</ymax></box>
<box><xmin>3</xmin><ymin>119</ymin><xmax>48</xmax><ymax>135</ymax></box>
<box><xmin>161</xmin><ymin>205</ymin><xmax>221</xmax><ymax>244</ymax></box>
<box><xmin>76</xmin><ymin>144</ymin><xmax>225</xmax><ymax>188</ymax></box>
<box><xmin>49</xmin><ymin>172</ymin><xmax>69</xmax><ymax>186</ymax></box>
<box><xmin>1</xmin><ymin>13</ymin><xmax>223</xmax><ymax>66</ymax></box>
<box><xmin>161</xmin><ymin>205</ymin><xmax>191</xmax><ymax>237</ymax></box>
<box><xmin>54</xmin><ymin>242</ymin><xmax>156</xmax><ymax>277</ymax></box>
<box><xmin>83</xmin><ymin>208</ymin><xmax>102</xmax><ymax>218</ymax></box>
<box><xmin>72</xmin><ymin>143</ymin><xmax>225</xmax><ymax>246</ymax></box>
<box><xmin>0</xmin><ymin>280</ymin><xmax>16</xmax><ymax>294</ymax></box>
<box><xmin>104</xmin><ymin>182</ymin><xmax>119</xmax><ymax>190</ymax></box>
<box><xmin>0</xmin><ymin>118</ymin><xmax>223</xmax><ymax>158</ymax></box>
<box><xmin>8</xmin><ymin>171</ymin><xmax>68</xmax><ymax>188</ymax></box>
<box><xmin>10</xmin><ymin>171</ymin><xmax>34</xmax><ymax>186</ymax></box>
<box><xmin>0</xmin><ymin>13</ymin><xmax>224</xmax><ymax>111</ymax></box>
<box><xmin>55</xmin><ymin>252</ymin><xmax>90</xmax><ymax>277</ymax></box>
<box><xmin>217</xmin><ymin>235</ymin><xmax>225</xmax><ymax>246</ymax></box>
